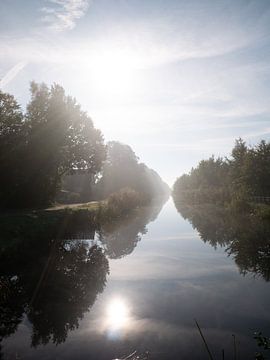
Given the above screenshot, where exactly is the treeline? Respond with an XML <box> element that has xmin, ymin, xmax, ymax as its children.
<box><xmin>60</xmin><ymin>140</ymin><xmax>170</xmax><ymax>204</ymax></box>
<box><xmin>0</xmin><ymin>83</ymin><xmax>169</xmax><ymax>209</ymax></box>
<box><xmin>173</xmin><ymin>139</ymin><xmax>270</xmax><ymax>207</ymax></box>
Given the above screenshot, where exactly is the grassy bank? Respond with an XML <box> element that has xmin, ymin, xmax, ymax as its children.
<box><xmin>0</xmin><ymin>188</ymin><xmax>150</xmax><ymax>246</ymax></box>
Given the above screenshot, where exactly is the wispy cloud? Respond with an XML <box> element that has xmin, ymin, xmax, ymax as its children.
<box><xmin>0</xmin><ymin>61</ymin><xmax>27</xmax><ymax>89</ymax></box>
<box><xmin>40</xmin><ymin>0</ymin><xmax>89</xmax><ymax>32</ymax></box>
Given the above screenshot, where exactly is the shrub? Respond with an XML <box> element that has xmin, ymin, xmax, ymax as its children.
<box><xmin>106</xmin><ymin>188</ymin><xmax>145</xmax><ymax>217</ymax></box>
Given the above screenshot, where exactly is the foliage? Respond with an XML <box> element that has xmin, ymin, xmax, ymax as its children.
<box><xmin>0</xmin><ymin>84</ymin><xmax>169</xmax><ymax>208</ymax></box>
<box><xmin>58</xmin><ymin>172</ymin><xmax>95</xmax><ymax>203</ymax></box>
<box><xmin>106</xmin><ymin>187</ymin><xmax>145</xmax><ymax>215</ymax></box>
<box><xmin>95</xmin><ymin>141</ymin><xmax>170</xmax><ymax>201</ymax></box>
<box><xmin>254</xmin><ymin>332</ymin><xmax>270</xmax><ymax>360</ymax></box>
<box><xmin>173</xmin><ymin>138</ymin><xmax>270</xmax><ymax>209</ymax></box>
<box><xmin>255</xmin><ymin>204</ymin><xmax>270</xmax><ymax>220</ymax></box>
<box><xmin>0</xmin><ymin>83</ymin><xmax>106</xmax><ymax>208</ymax></box>
<box><xmin>0</xmin><ymin>91</ymin><xmax>26</xmax><ymax>207</ymax></box>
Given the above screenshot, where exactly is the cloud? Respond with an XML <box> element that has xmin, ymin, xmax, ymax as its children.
<box><xmin>40</xmin><ymin>0</ymin><xmax>89</xmax><ymax>32</ymax></box>
<box><xmin>0</xmin><ymin>61</ymin><xmax>27</xmax><ymax>89</ymax></box>
<box><xmin>1</xmin><ymin>11</ymin><xmax>268</xmax><ymax>68</ymax></box>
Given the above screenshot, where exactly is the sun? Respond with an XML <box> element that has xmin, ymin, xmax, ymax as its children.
<box><xmin>88</xmin><ymin>47</ymin><xmax>140</xmax><ymax>103</ymax></box>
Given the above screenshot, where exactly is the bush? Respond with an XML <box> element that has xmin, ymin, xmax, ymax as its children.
<box><xmin>106</xmin><ymin>188</ymin><xmax>146</xmax><ymax>217</ymax></box>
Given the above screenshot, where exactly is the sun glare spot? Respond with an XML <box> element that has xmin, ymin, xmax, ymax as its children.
<box><xmin>106</xmin><ymin>298</ymin><xmax>130</xmax><ymax>330</ymax></box>
<box><xmin>89</xmin><ymin>47</ymin><xmax>140</xmax><ymax>102</ymax></box>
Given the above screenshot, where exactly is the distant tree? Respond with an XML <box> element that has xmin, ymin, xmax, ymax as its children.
<box><xmin>96</xmin><ymin>141</ymin><xmax>138</xmax><ymax>197</ymax></box>
<box><xmin>245</xmin><ymin>140</ymin><xmax>270</xmax><ymax>196</ymax></box>
<box><xmin>228</xmin><ymin>138</ymin><xmax>250</xmax><ymax>196</ymax></box>
<box><xmin>96</xmin><ymin>141</ymin><xmax>169</xmax><ymax>200</ymax></box>
<box><xmin>173</xmin><ymin>138</ymin><xmax>270</xmax><ymax>207</ymax></box>
<box><xmin>231</xmin><ymin>138</ymin><xmax>247</xmax><ymax>164</ymax></box>
<box><xmin>173</xmin><ymin>156</ymin><xmax>229</xmax><ymax>204</ymax></box>
<box><xmin>229</xmin><ymin>139</ymin><xmax>270</xmax><ymax>197</ymax></box>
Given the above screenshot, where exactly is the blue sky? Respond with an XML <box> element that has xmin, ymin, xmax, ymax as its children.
<box><xmin>1</xmin><ymin>0</ymin><xmax>270</xmax><ymax>185</ymax></box>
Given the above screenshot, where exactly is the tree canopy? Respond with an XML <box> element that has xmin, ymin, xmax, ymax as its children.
<box><xmin>95</xmin><ymin>141</ymin><xmax>170</xmax><ymax>200</ymax></box>
<box><xmin>173</xmin><ymin>138</ymin><xmax>270</xmax><ymax>206</ymax></box>
<box><xmin>0</xmin><ymin>83</ymin><xmax>106</xmax><ymax>208</ymax></box>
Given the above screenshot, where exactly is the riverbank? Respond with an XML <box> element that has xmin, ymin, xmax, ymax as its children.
<box><xmin>0</xmin><ymin>188</ymin><xmax>162</xmax><ymax>247</ymax></box>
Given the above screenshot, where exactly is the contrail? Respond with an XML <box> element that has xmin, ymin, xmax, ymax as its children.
<box><xmin>0</xmin><ymin>61</ymin><xmax>27</xmax><ymax>88</ymax></box>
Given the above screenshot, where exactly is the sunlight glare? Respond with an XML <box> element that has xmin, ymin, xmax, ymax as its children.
<box><xmin>89</xmin><ymin>47</ymin><xmax>140</xmax><ymax>102</ymax></box>
<box><xmin>106</xmin><ymin>298</ymin><xmax>130</xmax><ymax>330</ymax></box>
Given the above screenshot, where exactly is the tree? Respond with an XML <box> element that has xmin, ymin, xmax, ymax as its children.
<box><xmin>96</xmin><ymin>141</ymin><xmax>139</xmax><ymax>197</ymax></box>
<box><xmin>229</xmin><ymin>138</ymin><xmax>249</xmax><ymax>196</ymax></box>
<box><xmin>96</xmin><ymin>141</ymin><xmax>169</xmax><ymax>200</ymax></box>
<box><xmin>0</xmin><ymin>91</ymin><xmax>26</xmax><ymax>207</ymax></box>
<box><xmin>172</xmin><ymin>138</ymin><xmax>270</xmax><ymax>206</ymax></box>
<box><xmin>173</xmin><ymin>156</ymin><xmax>229</xmax><ymax>204</ymax></box>
<box><xmin>245</xmin><ymin>141</ymin><xmax>270</xmax><ymax>196</ymax></box>
<box><xmin>0</xmin><ymin>83</ymin><xmax>106</xmax><ymax>207</ymax></box>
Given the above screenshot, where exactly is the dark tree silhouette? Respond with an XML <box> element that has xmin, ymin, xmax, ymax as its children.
<box><xmin>0</xmin><ymin>83</ymin><xmax>106</xmax><ymax>208</ymax></box>
<box><xmin>0</xmin><ymin>91</ymin><xmax>26</xmax><ymax>207</ymax></box>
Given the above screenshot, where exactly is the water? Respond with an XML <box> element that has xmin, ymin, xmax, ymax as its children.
<box><xmin>1</xmin><ymin>198</ymin><xmax>270</xmax><ymax>359</ymax></box>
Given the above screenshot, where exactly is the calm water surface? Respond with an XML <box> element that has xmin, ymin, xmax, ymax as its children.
<box><xmin>1</xmin><ymin>198</ymin><xmax>270</xmax><ymax>359</ymax></box>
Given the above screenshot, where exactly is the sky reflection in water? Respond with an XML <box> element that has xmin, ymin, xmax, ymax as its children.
<box><xmin>1</xmin><ymin>198</ymin><xmax>270</xmax><ymax>359</ymax></box>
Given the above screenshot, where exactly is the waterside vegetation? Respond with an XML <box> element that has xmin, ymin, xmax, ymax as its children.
<box><xmin>0</xmin><ymin>191</ymin><xmax>166</xmax><ymax>349</ymax></box>
<box><xmin>172</xmin><ymin>139</ymin><xmax>270</xmax><ymax>282</ymax></box>
<box><xmin>0</xmin><ymin>82</ymin><xmax>169</xmax><ymax>211</ymax></box>
<box><xmin>173</xmin><ymin>138</ymin><xmax>270</xmax><ymax>215</ymax></box>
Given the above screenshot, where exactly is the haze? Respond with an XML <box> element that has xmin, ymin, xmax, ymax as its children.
<box><xmin>1</xmin><ymin>0</ymin><xmax>270</xmax><ymax>185</ymax></box>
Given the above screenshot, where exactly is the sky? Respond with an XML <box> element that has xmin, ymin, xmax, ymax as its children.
<box><xmin>0</xmin><ymin>0</ymin><xmax>270</xmax><ymax>185</ymax></box>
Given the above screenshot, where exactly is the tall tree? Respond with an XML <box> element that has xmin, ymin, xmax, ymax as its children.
<box><xmin>0</xmin><ymin>83</ymin><xmax>106</xmax><ymax>207</ymax></box>
<box><xmin>96</xmin><ymin>141</ymin><xmax>139</xmax><ymax>197</ymax></box>
<box><xmin>0</xmin><ymin>91</ymin><xmax>26</xmax><ymax>207</ymax></box>
<box><xmin>96</xmin><ymin>141</ymin><xmax>169</xmax><ymax>199</ymax></box>
<box><xmin>229</xmin><ymin>138</ymin><xmax>249</xmax><ymax>195</ymax></box>
<box><xmin>23</xmin><ymin>82</ymin><xmax>106</xmax><ymax>206</ymax></box>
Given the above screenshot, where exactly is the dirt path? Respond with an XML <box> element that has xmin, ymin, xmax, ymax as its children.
<box><xmin>45</xmin><ymin>201</ymin><xmax>100</xmax><ymax>211</ymax></box>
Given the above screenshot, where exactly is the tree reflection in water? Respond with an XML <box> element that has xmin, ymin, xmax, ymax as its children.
<box><xmin>0</xmin><ymin>197</ymin><xmax>167</xmax><ymax>350</ymax></box>
<box><xmin>0</xmin><ymin>223</ymin><xmax>109</xmax><ymax>347</ymax></box>
<box><xmin>98</xmin><ymin>200</ymin><xmax>165</xmax><ymax>259</ymax></box>
<box><xmin>174</xmin><ymin>202</ymin><xmax>270</xmax><ymax>281</ymax></box>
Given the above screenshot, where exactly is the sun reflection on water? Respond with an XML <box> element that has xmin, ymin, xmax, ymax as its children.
<box><xmin>104</xmin><ymin>297</ymin><xmax>131</xmax><ymax>338</ymax></box>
